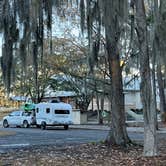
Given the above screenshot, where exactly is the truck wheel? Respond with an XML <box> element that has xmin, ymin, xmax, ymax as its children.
<box><xmin>23</xmin><ymin>120</ymin><xmax>29</xmax><ymax>128</ymax></box>
<box><xmin>3</xmin><ymin>120</ymin><xmax>9</xmax><ymax>128</ymax></box>
<box><xmin>64</xmin><ymin>125</ymin><xmax>68</xmax><ymax>130</ymax></box>
<box><xmin>41</xmin><ymin>122</ymin><xmax>46</xmax><ymax>130</ymax></box>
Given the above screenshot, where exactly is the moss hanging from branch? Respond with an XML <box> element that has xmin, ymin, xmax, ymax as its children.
<box><xmin>0</xmin><ymin>0</ymin><xmax>19</xmax><ymax>94</ymax></box>
<box><xmin>0</xmin><ymin>0</ymin><xmax>84</xmax><ymax>94</ymax></box>
<box><xmin>80</xmin><ymin>0</ymin><xmax>85</xmax><ymax>33</ymax></box>
<box><xmin>0</xmin><ymin>0</ymin><xmax>55</xmax><ymax>93</ymax></box>
<box><xmin>80</xmin><ymin>0</ymin><xmax>102</xmax><ymax>73</ymax></box>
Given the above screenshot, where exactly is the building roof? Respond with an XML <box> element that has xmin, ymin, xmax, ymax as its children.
<box><xmin>44</xmin><ymin>90</ymin><xmax>76</xmax><ymax>98</ymax></box>
<box><xmin>10</xmin><ymin>96</ymin><xmax>28</xmax><ymax>101</ymax></box>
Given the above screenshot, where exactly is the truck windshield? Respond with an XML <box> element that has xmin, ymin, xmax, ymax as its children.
<box><xmin>22</xmin><ymin>112</ymin><xmax>32</xmax><ymax>116</ymax></box>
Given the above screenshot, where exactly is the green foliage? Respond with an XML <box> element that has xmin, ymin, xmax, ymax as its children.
<box><xmin>90</xmin><ymin>141</ymin><xmax>97</xmax><ymax>145</ymax></box>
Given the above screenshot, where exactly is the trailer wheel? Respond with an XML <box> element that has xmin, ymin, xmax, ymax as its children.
<box><xmin>64</xmin><ymin>125</ymin><xmax>68</xmax><ymax>130</ymax></box>
<box><xmin>41</xmin><ymin>122</ymin><xmax>46</xmax><ymax>130</ymax></box>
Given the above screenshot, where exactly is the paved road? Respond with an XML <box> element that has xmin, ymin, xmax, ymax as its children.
<box><xmin>0</xmin><ymin>126</ymin><xmax>146</xmax><ymax>153</ymax></box>
<box><xmin>1</xmin><ymin>123</ymin><xmax>166</xmax><ymax>154</ymax></box>
<box><xmin>2</xmin><ymin>125</ymin><xmax>166</xmax><ymax>151</ymax></box>
<box><xmin>0</xmin><ymin>127</ymin><xmax>107</xmax><ymax>151</ymax></box>
<box><xmin>0</xmin><ymin>128</ymin><xmax>143</xmax><ymax>150</ymax></box>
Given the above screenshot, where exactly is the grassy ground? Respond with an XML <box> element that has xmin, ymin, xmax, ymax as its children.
<box><xmin>0</xmin><ymin>131</ymin><xmax>16</xmax><ymax>136</ymax></box>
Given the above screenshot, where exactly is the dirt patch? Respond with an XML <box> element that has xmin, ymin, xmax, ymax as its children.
<box><xmin>0</xmin><ymin>131</ymin><xmax>16</xmax><ymax>136</ymax></box>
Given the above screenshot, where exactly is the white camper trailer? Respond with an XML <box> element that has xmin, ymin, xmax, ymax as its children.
<box><xmin>35</xmin><ymin>102</ymin><xmax>73</xmax><ymax>130</ymax></box>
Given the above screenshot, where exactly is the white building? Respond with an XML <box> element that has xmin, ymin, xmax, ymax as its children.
<box><xmin>88</xmin><ymin>77</ymin><xmax>160</xmax><ymax>111</ymax></box>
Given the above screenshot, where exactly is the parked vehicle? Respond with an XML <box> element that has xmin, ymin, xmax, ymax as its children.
<box><xmin>35</xmin><ymin>102</ymin><xmax>73</xmax><ymax>130</ymax></box>
<box><xmin>3</xmin><ymin>110</ymin><xmax>35</xmax><ymax>128</ymax></box>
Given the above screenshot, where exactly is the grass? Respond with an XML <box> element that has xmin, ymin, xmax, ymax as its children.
<box><xmin>0</xmin><ymin>131</ymin><xmax>16</xmax><ymax>137</ymax></box>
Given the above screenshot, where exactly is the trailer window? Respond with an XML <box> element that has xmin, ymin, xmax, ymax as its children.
<box><xmin>46</xmin><ymin>108</ymin><xmax>50</xmax><ymax>114</ymax></box>
<box><xmin>54</xmin><ymin>110</ymin><xmax>69</xmax><ymax>114</ymax></box>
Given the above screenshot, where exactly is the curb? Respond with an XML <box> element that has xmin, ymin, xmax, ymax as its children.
<box><xmin>70</xmin><ymin>125</ymin><xmax>166</xmax><ymax>133</ymax></box>
<box><xmin>70</xmin><ymin>125</ymin><xmax>143</xmax><ymax>132</ymax></box>
<box><xmin>70</xmin><ymin>125</ymin><xmax>110</xmax><ymax>131</ymax></box>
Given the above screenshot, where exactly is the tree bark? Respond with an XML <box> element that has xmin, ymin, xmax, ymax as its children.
<box><xmin>151</xmin><ymin>0</ymin><xmax>159</xmax><ymax>130</ymax></box>
<box><xmin>103</xmin><ymin>0</ymin><xmax>130</xmax><ymax>146</ymax></box>
<box><xmin>157</xmin><ymin>64</ymin><xmax>166</xmax><ymax>122</ymax></box>
<box><xmin>96</xmin><ymin>92</ymin><xmax>100</xmax><ymax>123</ymax></box>
<box><xmin>106</xmin><ymin>53</ymin><xmax>130</xmax><ymax>145</ymax></box>
<box><xmin>155</xmin><ymin>0</ymin><xmax>166</xmax><ymax>121</ymax></box>
<box><xmin>100</xmin><ymin>95</ymin><xmax>104</xmax><ymax>124</ymax></box>
<box><xmin>134</xmin><ymin>0</ymin><xmax>158</xmax><ymax>156</ymax></box>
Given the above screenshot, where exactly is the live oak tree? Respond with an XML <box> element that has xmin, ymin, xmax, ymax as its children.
<box><xmin>80</xmin><ymin>0</ymin><xmax>131</xmax><ymax>145</ymax></box>
<box><xmin>0</xmin><ymin>0</ymin><xmax>131</xmax><ymax>146</ymax></box>
<box><xmin>103</xmin><ymin>0</ymin><xmax>131</xmax><ymax>146</ymax></box>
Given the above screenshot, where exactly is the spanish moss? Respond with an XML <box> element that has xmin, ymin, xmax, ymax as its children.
<box><xmin>0</xmin><ymin>0</ymin><xmax>63</xmax><ymax>93</ymax></box>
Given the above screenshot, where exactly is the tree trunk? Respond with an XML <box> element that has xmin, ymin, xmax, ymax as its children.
<box><xmin>157</xmin><ymin>64</ymin><xmax>166</xmax><ymax>122</ymax></box>
<box><xmin>158</xmin><ymin>0</ymin><xmax>166</xmax><ymax>121</ymax></box>
<box><xmin>96</xmin><ymin>92</ymin><xmax>103</xmax><ymax>124</ymax></box>
<box><xmin>103</xmin><ymin>0</ymin><xmax>130</xmax><ymax>146</ymax></box>
<box><xmin>134</xmin><ymin>0</ymin><xmax>158</xmax><ymax>156</ymax></box>
<box><xmin>106</xmin><ymin>54</ymin><xmax>130</xmax><ymax>145</ymax></box>
<box><xmin>100</xmin><ymin>95</ymin><xmax>104</xmax><ymax>124</ymax></box>
<box><xmin>96</xmin><ymin>92</ymin><xmax>100</xmax><ymax>123</ymax></box>
<box><xmin>152</xmin><ymin>0</ymin><xmax>160</xmax><ymax>129</ymax></box>
<box><xmin>151</xmin><ymin>44</ymin><xmax>158</xmax><ymax>130</ymax></box>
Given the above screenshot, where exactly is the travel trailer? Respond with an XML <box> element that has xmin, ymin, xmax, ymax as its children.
<box><xmin>35</xmin><ymin>102</ymin><xmax>73</xmax><ymax>130</ymax></box>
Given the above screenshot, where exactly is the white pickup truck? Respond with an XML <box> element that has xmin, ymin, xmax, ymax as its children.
<box><xmin>3</xmin><ymin>110</ymin><xmax>35</xmax><ymax>128</ymax></box>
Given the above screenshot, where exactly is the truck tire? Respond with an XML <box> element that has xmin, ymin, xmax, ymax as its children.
<box><xmin>36</xmin><ymin>124</ymin><xmax>40</xmax><ymax>128</ymax></box>
<box><xmin>41</xmin><ymin>122</ymin><xmax>46</xmax><ymax>130</ymax></box>
<box><xmin>3</xmin><ymin>120</ymin><xmax>9</xmax><ymax>128</ymax></box>
<box><xmin>64</xmin><ymin>125</ymin><xmax>68</xmax><ymax>130</ymax></box>
<box><xmin>23</xmin><ymin>120</ymin><xmax>29</xmax><ymax>128</ymax></box>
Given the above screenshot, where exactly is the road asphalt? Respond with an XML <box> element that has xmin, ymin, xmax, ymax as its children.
<box><xmin>70</xmin><ymin>124</ymin><xmax>166</xmax><ymax>134</ymax></box>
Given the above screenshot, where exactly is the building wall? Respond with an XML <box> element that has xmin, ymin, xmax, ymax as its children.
<box><xmin>124</xmin><ymin>91</ymin><xmax>142</xmax><ymax>110</ymax></box>
<box><xmin>88</xmin><ymin>91</ymin><xmax>160</xmax><ymax>111</ymax></box>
